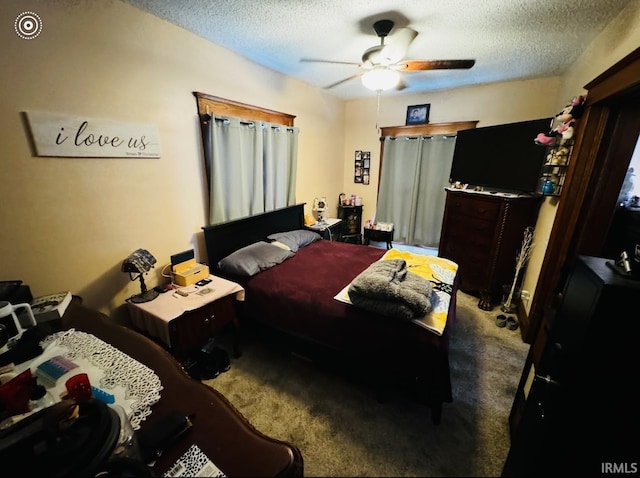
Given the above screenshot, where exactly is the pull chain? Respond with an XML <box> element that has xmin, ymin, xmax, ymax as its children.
<box><xmin>375</xmin><ymin>90</ymin><xmax>381</xmax><ymax>132</ymax></box>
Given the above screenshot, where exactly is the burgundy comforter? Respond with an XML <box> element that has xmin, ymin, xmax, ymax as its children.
<box><xmin>229</xmin><ymin>240</ymin><xmax>456</xmax><ymax>411</ymax></box>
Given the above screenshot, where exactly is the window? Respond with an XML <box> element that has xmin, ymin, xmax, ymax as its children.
<box><xmin>195</xmin><ymin>93</ymin><xmax>299</xmax><ymax>224</ymax></box>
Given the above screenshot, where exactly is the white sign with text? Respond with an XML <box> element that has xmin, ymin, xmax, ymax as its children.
<box><xmin>25</xmin><ymin>111</ymin><xmax>162</xmax><ymax>158</ymax></box>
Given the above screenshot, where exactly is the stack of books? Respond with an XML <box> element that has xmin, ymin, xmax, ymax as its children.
<box><xmin>30</xmin><ymin>291</ymin><xmax>72</xmax><ymax>323</ymax></box>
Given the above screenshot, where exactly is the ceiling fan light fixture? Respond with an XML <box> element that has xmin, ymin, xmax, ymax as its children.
<box><xmin>361</xmin><ymin>67</ymin><xmax>400</xmax><ymax>91</ymax></box>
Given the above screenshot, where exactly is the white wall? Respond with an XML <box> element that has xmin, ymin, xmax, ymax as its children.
<box><xmin>0</xmin><ymin>0</ymin><xmax>344</xmax><ymax>314</ymax></box>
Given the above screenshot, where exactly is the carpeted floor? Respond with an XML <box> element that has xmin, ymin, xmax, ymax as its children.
<box><xmin>205</xmin><ymin>288</ymin><xmax>529</xmax><ymax>477</ymax></box>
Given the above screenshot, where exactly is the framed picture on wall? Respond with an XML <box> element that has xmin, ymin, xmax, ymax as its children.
<box><xmin>405</xmin><ymin>104</ymin><xmax>430</xmax><ymax>125</ymax></box>
<box><xmin>355</xmin><ymin>150</ymin><xmax>371</xmax><ymax>184</ymax></box>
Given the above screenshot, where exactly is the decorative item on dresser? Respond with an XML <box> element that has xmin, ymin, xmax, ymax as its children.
<box><xmin>337</xmin><ymin>204</ymin><xmax>363</xmax><ymax>244</ymax></box>
<box><xmin>438</xmin><ymin>188</ymin><xmax>542</xmax><ymax>310</ymax></box>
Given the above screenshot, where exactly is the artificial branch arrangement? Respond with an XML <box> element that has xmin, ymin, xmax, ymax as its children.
<box><xmin>502</xmin><ymin>227</ymin><xmax>535</xmax><ymax>313</ymax></box>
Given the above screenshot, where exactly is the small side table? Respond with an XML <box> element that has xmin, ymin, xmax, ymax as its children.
<box><xmin>305</xmin><ymin>217</ymin><xmax>342</xmax><ymax>241</ymax></box>
<box><xmin>127</xmin><ymin>275</ymin><xmax>244</xmax><ymax>362</ymax></box>
<box><xmin>363</xmin><ymin>227</ymin><xmax>394</xmax><ymax>249</ymax></box>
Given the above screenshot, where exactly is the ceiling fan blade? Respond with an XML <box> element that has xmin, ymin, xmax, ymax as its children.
<box><xmin>324</xmin><ymin>73</ymin><xmax>363</xmax><ymax>89</ymax></box>
<box><xmin>300</xmin><ymin>58</ymin><xmax>361</xmax><ymax>67</ymax></box>
<box><xmin>397</xmin><ymin>59</ymin><xmax>476</xmax><ymax>71</ymax></box>
<box><xmin>379</xmin><ymin>27</ymin><xmax>418</xmax><ymax>65</ymax></box>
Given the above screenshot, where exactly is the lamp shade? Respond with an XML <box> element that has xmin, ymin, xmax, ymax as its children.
<box><xmin>121</xmin><ymin>249</ymin><xmax>156</xmax><ymax>274</ymax></box>
<box><xmin>361</xmin><ymin>67</ymin><xmax>400</xmax><ymax>91</ymax></box>
<box><xmin>122</xmin><ymin>249</ymin><xmax>159</xmax><ymax>303</ymax></box>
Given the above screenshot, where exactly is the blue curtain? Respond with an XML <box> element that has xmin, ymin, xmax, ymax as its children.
<box><xmin>199</xmin><ymin>114</ymin><xmax>299</xmax><ymax>225</ymax></box>
<box><xmin>376</xmin><ymin>135</ymin><xmax>456</xmax><ymax>247</ymax></box>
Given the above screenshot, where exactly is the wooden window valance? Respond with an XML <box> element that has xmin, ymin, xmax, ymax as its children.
<box><xmin>380</xmin><ymin>121</ymin><xmax>478</xmax><ymax>138</ymax></box>
<box><xmin>194</xmin><ymin>92</ymin><xmax>296</xmax><ymax>126</ymax></box>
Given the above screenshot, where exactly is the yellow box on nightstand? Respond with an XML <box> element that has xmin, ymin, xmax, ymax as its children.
<box><xmin>172</xmin><ymin>258</ymin><xmax>210</xmax><ymax>286</ymax></box>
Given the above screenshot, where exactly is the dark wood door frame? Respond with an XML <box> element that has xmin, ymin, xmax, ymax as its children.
<box><xmin>525</xmin><ymin>46</ymin><xmax>640</xmax><ymax>344</ymax></box>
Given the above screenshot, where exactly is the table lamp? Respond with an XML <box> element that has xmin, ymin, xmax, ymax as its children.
<box><xmin>121</xmin><ymin>249</ymin><xmax>159</xmax><ymax>303</ymax></box>
<box><xmin>313</xmin><ymin>197</ymin><xmax>327</xmax><ymax>224</ymax></box>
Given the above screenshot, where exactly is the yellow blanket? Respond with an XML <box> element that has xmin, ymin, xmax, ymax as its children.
<box><xmin>335</xmin><ymin>249</ymin><xmax>458</xmax><ymax>336</ymax></box>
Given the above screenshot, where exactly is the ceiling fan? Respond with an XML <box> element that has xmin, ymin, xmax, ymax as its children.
<box><xmin>301</xmin><ymin>19</ymin><xmax>475</xmax><ymax>91</ymax></box>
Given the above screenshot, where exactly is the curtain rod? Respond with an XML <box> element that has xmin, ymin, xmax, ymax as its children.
<box><xmin>384</xmin><ymin>134</ymin><xmax>457</xmax><ymax>140</ymax></box>
<box><xmin>201</xmin><ymin>113</ymin><xmax>295</xmax><ymax>131</ymax></box>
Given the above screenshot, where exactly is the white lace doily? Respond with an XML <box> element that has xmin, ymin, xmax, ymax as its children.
<box><xmin>39</xmin><ymin>329</ymin><xmax>163</xmax><ymax>429</ymax></box>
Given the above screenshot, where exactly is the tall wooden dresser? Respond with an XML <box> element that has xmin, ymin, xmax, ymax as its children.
<box><xmin>438</xmin><ymin>188</ymin><xmax>542</xmax><ymax>309</ymax></box>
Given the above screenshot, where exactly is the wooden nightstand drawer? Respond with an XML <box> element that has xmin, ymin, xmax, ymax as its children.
<box><xmin>169</xmin><ymin>295</ymin><xmax>237</xmax><ymax>359</ymax></box>
<box><xmin>127</xmin><ymin>275</ymin><xmax>245</xmax><ymax>362</ymax></box>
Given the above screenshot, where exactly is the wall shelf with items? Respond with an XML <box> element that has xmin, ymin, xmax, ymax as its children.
<box><xmin>537</xmin><ymin>137</ymin><xmax>574</xmax><ymax>196</ymax></box>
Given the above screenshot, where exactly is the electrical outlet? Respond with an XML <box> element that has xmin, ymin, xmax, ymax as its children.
<box><xmin>520</xmin><ymin>289</ymin><xmax>531</xmax><ymax>301</ymax></box>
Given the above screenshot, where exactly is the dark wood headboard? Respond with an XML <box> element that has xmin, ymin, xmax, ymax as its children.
<box><xmin>202</xmin><ymin>204</ymin><xmax>305</xmax><ymax>269</ymax></box>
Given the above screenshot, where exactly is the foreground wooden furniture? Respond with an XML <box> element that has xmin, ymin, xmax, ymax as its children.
<box><xmin>503</xmin><ymin>255</ymin><xmax>639</xmax><ymax>475</ymax></box>
<box><xmin>61</xmin><ymin>301</ymin><xmax>303</xmax><ymax>477</ymax></box>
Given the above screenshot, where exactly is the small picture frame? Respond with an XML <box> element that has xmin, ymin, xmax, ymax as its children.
<box><xmin>355</xmin><ymin>150</ymin><xmax>371</xmax><ymax>184</ymax></box>
<box><xmin>405</xmin><ymin>104</ymin><xmax>430</xmax><ymax>125</ymax></box>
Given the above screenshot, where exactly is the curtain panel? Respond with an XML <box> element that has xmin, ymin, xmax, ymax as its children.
<box><xmin>376</xmin><ymin>135</ymin><xmax>456</xmax><ymax>247</ymax></box>
<box><xmin>199</xmin><ymin>114</ymin><xmax>299</xmax><ymax>225</ymax></box>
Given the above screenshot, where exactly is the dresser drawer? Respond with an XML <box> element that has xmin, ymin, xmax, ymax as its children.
<box><xmin>458</xmin><ymin>262</ymin><xmax>491</xmax><ymax>290</ymax></box>
<box><xmin>440</xmin><ymin>241</ymin><xmax>492</xmax><ymax>290</ymax></box>
<box><xmin>442</xmin><ymin>216</ymin><xmax>497</xmax><ymax>248</ymax></box>
<box><xmin>446</xmin><ymin>194</ymin><xmax>501</xmax><ymax>221</ymax></box>
<box><xmin>168</xmin><ymin>295</ymin><xmax>237</xmax><ymax>358</ymax></box>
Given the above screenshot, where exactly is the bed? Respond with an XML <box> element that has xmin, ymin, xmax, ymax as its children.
<box><xmin>202</xmin><ymin>204</ymin><xmax>459</xmax><ymax>424</ymax></box>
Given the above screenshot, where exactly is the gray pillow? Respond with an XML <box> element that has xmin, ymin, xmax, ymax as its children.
<box><xmin>267</xmin><ymin>229</ymin><xmax>322</xmax><ymax>252</ymax></box>
<box><xmin>217</xmin><ymin>241</ymin><xmax>294</xmax><ymax>276</ymax></box>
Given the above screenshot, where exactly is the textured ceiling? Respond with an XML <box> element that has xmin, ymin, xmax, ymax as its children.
<box><xmin>122</xmin><ymin>0</ymin><xmax>633</xmax><ymax>99</ymax></box>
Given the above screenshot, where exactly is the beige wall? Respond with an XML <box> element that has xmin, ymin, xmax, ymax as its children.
<box><xmin>2</xmin><ymin>0</ymin><xmax>639</xmax><ymax>320</ymax></box>
<box><xmin>0</xmin><ymin>0</ymin><xmax>344</xmax><ymax>315</ymax></box>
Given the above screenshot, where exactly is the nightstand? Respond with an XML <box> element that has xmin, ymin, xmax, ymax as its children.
<box><xmin>127</xmin><ymin>275</ymin><xmax>244</xmax><ymax>362</ymax></box>
<box><xmin>337</xmin><ymin>205</ymin><xmax>363</xmax><ymax>244</ymax></box>
<box><xmin>305</xmin><ymin>217</ymin><xmax>342</xmax><ymax>241</ymax></box>
<box><xmin>363</xmin><ymin>227</ymin><xmax>394</xmax><ymax>249</ymax></box>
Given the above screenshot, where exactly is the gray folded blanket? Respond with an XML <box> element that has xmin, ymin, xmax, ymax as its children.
<box><xmin>347</xmin><ymin>259</ymin><xmax>433</xmax><ymax>320</ymax></box>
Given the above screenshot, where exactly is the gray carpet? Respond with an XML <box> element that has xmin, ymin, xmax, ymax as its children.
<box><xmin>205</xmin><ymin>290</ymin><xmax>529</xmax><ymax>477</ymax></box>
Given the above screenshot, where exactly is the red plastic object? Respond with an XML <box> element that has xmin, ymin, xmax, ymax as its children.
<box><xmin>65</xmin><ymin>373</ymin><xmax>93</xmax><ymax>401</ymax></box>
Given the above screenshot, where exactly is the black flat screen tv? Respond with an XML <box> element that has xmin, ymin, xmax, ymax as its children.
<box><xmin>449</xmin><ymin>118</ymin><xmax>553</xmax><ymax>193</ymax></box>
